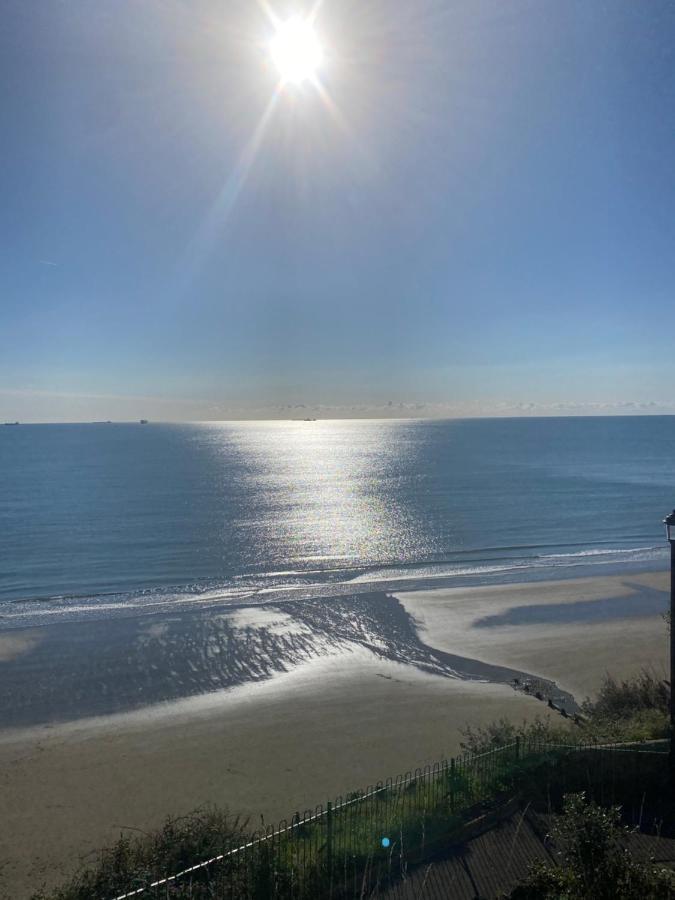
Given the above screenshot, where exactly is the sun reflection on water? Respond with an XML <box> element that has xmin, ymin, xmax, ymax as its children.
<box><xmin>205</xmin><ymin>420</ymin><xmax>433</xmax><ymax>574</ymax></box>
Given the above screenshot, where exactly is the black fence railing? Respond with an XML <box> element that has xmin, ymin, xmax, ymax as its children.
<box><xmin>111</xmin><ymin>738</ymin><xmax>670</xmax><ymax>900</ymax></box>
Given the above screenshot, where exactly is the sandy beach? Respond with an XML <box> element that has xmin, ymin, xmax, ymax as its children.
<box><xmin>397</xmin><ymin>569</ymin><xmax>669</xmax><ymax>701</ymax></box>
<box><xmin>0</xmin><ymin>570</ymin><xmax>669</xmax><ymax>898</ymax></box>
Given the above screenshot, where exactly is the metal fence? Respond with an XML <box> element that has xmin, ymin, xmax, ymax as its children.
<box><xmin>110</xmin><ymin>738</ymin><xmax>670</xmax><ymax>900</ymax></box>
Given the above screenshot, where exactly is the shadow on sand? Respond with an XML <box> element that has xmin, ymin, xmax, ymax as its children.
<box><xmin>473</xmin><ymin>581</ymin><xmax>668</xmax><ymax>629</ymax></box>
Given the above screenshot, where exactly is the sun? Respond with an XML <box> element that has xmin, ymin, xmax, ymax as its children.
<box><xmin>270</xmin><ymin>17</ymin><xmax>323</xmax><ymax>85</ymax></box>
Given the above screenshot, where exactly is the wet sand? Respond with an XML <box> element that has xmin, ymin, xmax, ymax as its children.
<box><xmin>0</xmin><ymin>592</ymin><xmax>573</xmax><ymax>729</ymax></box>
<box><xmin>0</xmin><ymin>571</ymin><xmax>669</xmax><ymax>897</ymax></box>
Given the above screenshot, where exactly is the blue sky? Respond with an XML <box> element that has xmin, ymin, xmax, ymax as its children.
<box><xmin>2</xmin><ymin>0</ymin><xmax>675</xmax><ymax>421</ymax></box>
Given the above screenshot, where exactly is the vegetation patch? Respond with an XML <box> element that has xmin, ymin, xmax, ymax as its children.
<box><xmin>509</xmin><ymin>792</ymin><xmax>675</xmax><ymax>899</ymax></box>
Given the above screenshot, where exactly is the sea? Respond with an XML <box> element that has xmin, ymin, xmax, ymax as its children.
<box><xmin>1</xmin><ymin>416</ymin><xmax>673</xmax><ymax>632</ymax></box>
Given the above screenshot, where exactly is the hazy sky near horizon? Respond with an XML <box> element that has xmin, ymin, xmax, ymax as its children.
<box><xmin>2</xmin><ymin>0</ymin><xmax>675</xmax><ymax>422</ymax></box>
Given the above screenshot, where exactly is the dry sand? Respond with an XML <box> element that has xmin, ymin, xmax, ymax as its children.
<box><xmin>0</xmin><ymin>570</ymin><xmax>669</xmax><ymax>898</ymax></box>
<box><xmin>0</xmin><ymin>650</ymin><xmax>548</xmax><ymax>898</ymax></box>
<box><xmin>397</xmin><ymin>570</ymin><xmax>669</xmax><ymax>701</ymax></box>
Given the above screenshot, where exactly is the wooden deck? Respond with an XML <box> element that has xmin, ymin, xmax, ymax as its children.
<box><xmin>380</xmin><ymin>806</ymin><xmax>675</xmax><ymax>899</ymax></box>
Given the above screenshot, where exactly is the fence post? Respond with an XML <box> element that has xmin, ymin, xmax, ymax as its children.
<box><xmin>326</xmin><ymin>800</ymin><xmax>333</xmax><ymax>890</ymax></box>
<box><xmin>515</xmin><ymin>736</ymin><xmax>521</xmax><ymax>762</ymax></box>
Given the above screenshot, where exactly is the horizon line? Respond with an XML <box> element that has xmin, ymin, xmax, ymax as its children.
<box><xmin>4</xmin><ymin>411</ymin><xmax>675</xmax><ymax>426</ymax></box>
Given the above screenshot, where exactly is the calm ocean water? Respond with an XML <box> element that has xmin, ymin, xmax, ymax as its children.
<box><xmin>1</xmin><ymin>417</ymin><xmax>673</xmax><ymax>630</ymax></box>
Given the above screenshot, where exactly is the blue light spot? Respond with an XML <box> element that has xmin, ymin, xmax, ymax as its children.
<box><xmin>381</xmin><ymin>837</ymin><xmax>390</xmax><ymax>848</ymax></box>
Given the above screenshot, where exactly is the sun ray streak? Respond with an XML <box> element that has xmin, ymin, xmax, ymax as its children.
<box><xmin>312</xmin><ymin>79</ymin><xmax>351</xmax><ymax>139</ymax></box>
<box><xmin>178</xmin><ymin>90</ymin><xmax>280</xmax><ymax>288</ymax></box>
<box><xmin>313</xmin><ymin>78</ymin><xmax>379</xmax><ymax>179</ymax></box>
<box><xmin>256</xmin><ymin>0</ymin><xmax>280</xmax><ymax>30</ymax></box>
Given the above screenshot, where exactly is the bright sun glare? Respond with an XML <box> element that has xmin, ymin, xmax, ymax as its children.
<box><xmin>270</xmin><ymin>17</ymin><xmax>323</xmax><ymax>85</ymax></box>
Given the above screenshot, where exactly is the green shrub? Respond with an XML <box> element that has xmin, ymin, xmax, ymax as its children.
<box><xmin>508</xmin><ymin>792</ymin><xmax>675</xmax><ymax>899</ymax></box>
<box><xmin>29</xmin><ymin>808</ymin><xmax>249</xmax><ymax>900</ymax></box>
<box><xmin>459</xmin><ymin>715</ymin><xmax>573</xmax><ymax>755</ymax></box>
<box><xmin>462</xmin><ymin>669</ymin><xmax>670</xmax><ymax>758</ymax></box>
<box><xmin>583</xmin><ymin>670</ymin><xmax>669</xmax><ymax>722</ymax></box>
